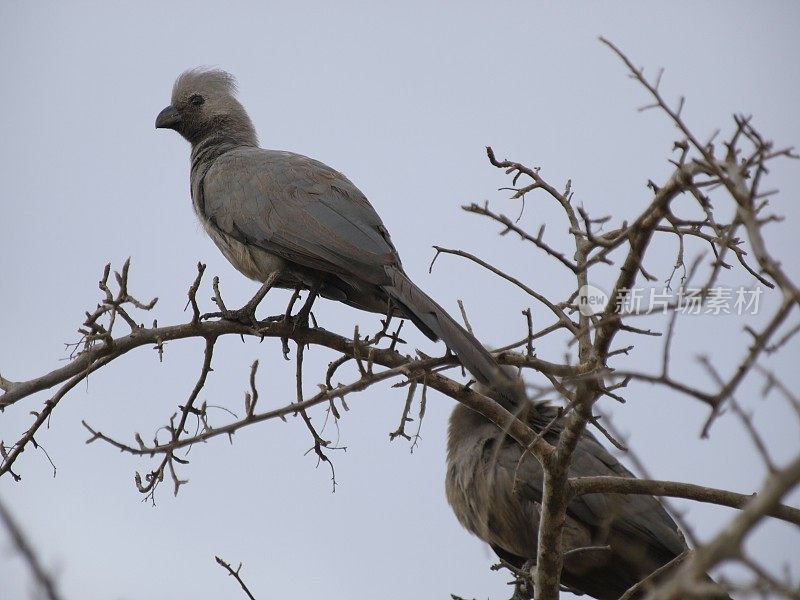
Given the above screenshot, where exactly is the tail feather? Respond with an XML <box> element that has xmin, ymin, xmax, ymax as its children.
<box><xmin>384</xmin><ymin>268</ymin><xmax>521</xmax><ymax>405</ymax></box>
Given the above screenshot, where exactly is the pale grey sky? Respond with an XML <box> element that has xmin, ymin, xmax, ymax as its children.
<box><xmin>1</xmin><ymin>2</ymin><xmax>798</xmax><ymax>599</ymax></box>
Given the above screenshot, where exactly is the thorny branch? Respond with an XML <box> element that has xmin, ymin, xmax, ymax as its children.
<box><xmin>0</xmin><ymin>495</ymin><xmax>64</xmax><ymax>600</ymax></box>
<box><xmin>215</xmin><ymin>556</ymin><xmax>258</xmax><ymax>600</ymax></box>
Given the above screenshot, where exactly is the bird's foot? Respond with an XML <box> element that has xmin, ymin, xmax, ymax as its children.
<box><xmin>510</xmin><ymin>586</ymin><xmax>530</xmax><ymax>600</ymax></box>
<box><xmin>269</xmin><ymin>294</ymin><xmax>317</xmax><ymax>360</ymax></box>
<box><xmin>289</xmin><ymin>305</ymin><xmax>314</xmax><ymax>330</ymax></box>
<box><xmin>202</xmin><ymin>273</ymin><xmax>281</xmax><ymax>327</ymax></box>
<box><xmin>510</xmin><ymin>560</ymin><xmax>535</xmax><ymax>600</ymax></box>
<box><xmin>262</xmin><ymin>308</ymin><xmax>314</xmax><ymax>330</ymax></box>
<box><xmin>281</xmin><ymin>286</ymin><xmax>318</xmax><ymax>332</ymax></box>
<box><xmin>201</xmin><ymin>302</ymin><xmax>261</xmax><ymax>327</ymax></box>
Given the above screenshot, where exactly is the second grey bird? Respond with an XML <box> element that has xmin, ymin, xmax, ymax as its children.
<box><xmin>446</xmin><ymin>381</ymin><xmax>730</xmax><ymax>599</ymax></box>
<box><xmin>155</xmin><ymin>69</ymin><xmax>507</xmax><ymax>391</ymax></box>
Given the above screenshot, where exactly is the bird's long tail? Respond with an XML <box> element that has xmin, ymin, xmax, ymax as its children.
<box><xmin>384</xmin><ymin>267</ymin><xmax>522</xmax><ymax>405</ymax></box>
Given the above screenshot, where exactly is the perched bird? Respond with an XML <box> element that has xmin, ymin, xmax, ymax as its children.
<box><xmin>446</xmin><ymin>381</ymin><xmax>728</xmax><ymax>599</ymax></box>
<box><xmin>155</xmin><ymin>68</ymin><xmax>513</xmax><ymax>394</ymax></box>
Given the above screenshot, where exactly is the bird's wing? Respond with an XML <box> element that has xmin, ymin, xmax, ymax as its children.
<box><xmin>490</xmin><ymin>414</ymin><xmax>684</xmax><ymax>559</ymax></box>
<box><xmin>490</xmin><ymin>434</ymin><xmax>545</xmax><ymax>503</ymax></box>
<box><xmin>199</xmin><ymin>148</ymin><xmax>400</xmax><ymax>285</ymax></box>
<box><xmin>564</xmin><ymin>433</ymin><xmax>686</xmax><ymax>557</ymax></box>
<box><xmin>485</xmin><ymin>434</ymin><xmax>593</xmax><ymax>556</ymax></box>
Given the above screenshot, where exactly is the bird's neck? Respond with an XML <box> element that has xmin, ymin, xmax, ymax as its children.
<box><xmin>191</xmin><ymin>136</ymin><xmax>237</xmax><ymax>173</ymax></box>
<box><xmin>191</xmin><ymin>133</ymin><xmax>256</xmax><ymax>170</ymax></box>
<box><xmin>189</xmin><ymin>111</ymin><xmax>259</xmax><ymax>171</ymax></box>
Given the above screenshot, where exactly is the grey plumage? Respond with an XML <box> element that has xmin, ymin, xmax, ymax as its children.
<box><xmin>156</xmin><ymin>68</ymin><xmax>508</xmax><ymax>390</ymax></box>
<box><xmin>446</xmin><ymin>383</ymin><xmax>730</xmax><ymax>599</ymax></box>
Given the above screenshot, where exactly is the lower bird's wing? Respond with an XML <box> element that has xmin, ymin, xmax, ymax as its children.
<box><xmin>198</xmin><ymin>148</ymin><xmax>401</xmax><ymax>285</ymax></box>
<box><xmin>566</xmin><ymin>432</ymin><xmax>686</xmax><ymax>559</ymax></box>
<box><xmin>485</xmin><ymin>411</ymin><xmax>685</xmax><ymax>562</ymax></box>
<box><xmin>479</xmin><ymin>428</ymin><xmax>594</xmax><ymax>560</ymax></box>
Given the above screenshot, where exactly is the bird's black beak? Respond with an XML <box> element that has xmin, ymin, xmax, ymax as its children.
<box><xmin>155</xmin><ymin>105</ymin><xmax>181</xmax><ymax>130</ymax></box>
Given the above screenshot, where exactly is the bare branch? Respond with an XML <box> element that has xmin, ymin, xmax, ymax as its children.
<box><xmin>215</xmin><ymin>555</ymin><xmax>257</xmax><ymax>600</ymax></box>
<box><xmin>0</xmin><ymin>495</ymin><xmax>65</xmax><ymax>600</ymax></box>
<box><xmin>570</xmin><ymin>476</ymin><xmax>800</xmax><ymax>526</ymax></box>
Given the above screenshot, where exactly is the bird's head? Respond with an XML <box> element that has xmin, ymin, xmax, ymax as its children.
<box><xmin>155</xmin><ymin>68</ymin><xmax>257</xmax><ymax>147</ymax></box>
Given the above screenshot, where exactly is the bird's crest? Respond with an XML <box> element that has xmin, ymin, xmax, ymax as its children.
<box><xmin>172</xmin><ymin>68</ymin><xmax>238</xmax><ymax>103</ymax></box>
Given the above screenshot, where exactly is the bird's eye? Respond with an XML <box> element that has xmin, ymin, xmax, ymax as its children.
<box><xmin>189</xmin><ymin>94</ymin><xmax>205</xmax><ymax>106</ymax></box>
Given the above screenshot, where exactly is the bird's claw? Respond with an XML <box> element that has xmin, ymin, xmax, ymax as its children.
<box><xmin>509</xmin><ymin>560</ymin><xmax>535</xmax><ymax>600</ymax></box>
<box><xmin>201</xmin><ymin>304</ymin><xmax>259</xmax><ymax>327</ymax></box>
<box><xmin>274</xmin><ymin>306</ymin><xmax>313</xmax><ymax>332</ymax></box>
<box><xmin>289</xmin><ymin>310</ymin><xmax>311</xmax><ymax>331</ymax></box>
<box><xmin>272</xmin><ymin>309</ymin><xmax>313</xmax><ymax>360</ymax></box>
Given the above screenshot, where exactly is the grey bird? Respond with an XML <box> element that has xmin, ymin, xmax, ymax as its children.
<box><xmin>446</xmin><ymin>381</ymin><xmax>729</xmax><ymax>599</ymax></box>
<box><xmin>155</xmin><ymin>68</ymin><xmax>511</xmax><ymax>393</ymax></box>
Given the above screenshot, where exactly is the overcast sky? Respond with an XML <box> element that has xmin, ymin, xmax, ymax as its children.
<box><xmin>1</xmin><ymin>2</ymin><xmax>798</xmax><ymax>599</ymax></box>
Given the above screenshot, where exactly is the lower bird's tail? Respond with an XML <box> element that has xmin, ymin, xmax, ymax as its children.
<box><xmin>384</xmin><ymin>267</ymin><xmax>522</xmax><ymax>406</ymax></box>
